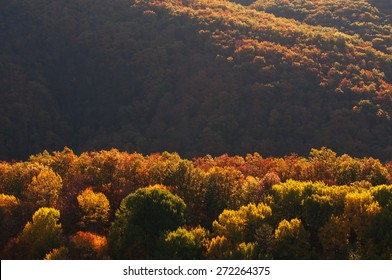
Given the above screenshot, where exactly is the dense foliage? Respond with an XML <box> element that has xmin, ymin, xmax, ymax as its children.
<box><xmin>250</xmin><ymin>0</ymin><xmax>391</xmax><ymax>49</ymax></box>
<box><xmin>1</xmin><ymin>148</ymin><xmax>392</xmax><ymax>259</ymax></box>
<box><xmin>1</xmin><ymin>0</ymin><xmax>392</xmax><ymax>161</ymax></box>
<box><xmin>1</xmin><ymin>0</ymin><xmax>392</xmax><ymax>260</ymax></box>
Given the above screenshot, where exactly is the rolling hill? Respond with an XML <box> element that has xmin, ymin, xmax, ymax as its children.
<box><xmin>1</xmin><ymin>0</ymin><xmax>392</xmax><ymax>160</ymax></box>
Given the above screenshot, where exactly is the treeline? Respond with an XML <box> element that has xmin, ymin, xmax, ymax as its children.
<box><xmin>1</xmin><ymin>147</ymin><xmax>391</xmax><ymax>259</ymax></box>
<box><xmin>1</xmin><ymin>0</ymin><xmax>392</xmax><ymax>161</ymax></box>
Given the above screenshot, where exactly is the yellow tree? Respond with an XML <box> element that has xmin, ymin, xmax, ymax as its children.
<box><xmin>212</xmin><ymin>202</ymin><xmax>272</xmax><ymax>244</ymax></box>
<box><xmin>0</xmin><ymin>194</ymin><xmax>20</xmax><ymax>249</ymax></box>
<box><xmin>25</xmin><ymin>167</ymin><xmax>62</xmax><ymax>208</ymax></box>
<box><xmin>17</xmin><ymin>207</ymin><xmax>63</xmax><ymax>259</ymax></box>
<box><xmin>207</xmin><ymin>202</ymin><xmax>272</xmax><ymax>259</ymax></box>
<box><xmin>271</xmin><ymin>180</ymin><xmax>305</xmax><ymax>221</ymax></box>
<box><xmin>342</xmin><ymin>191</ymin><xmax>381</xmax><ymax>257</ymax></box>
<box><xmin>206</xmin><ymin>236</ymin><xmax>233</xmax><ymax>259</ymax></box>
<box><xmin>77</xmin><ymin>188</ymin><xmax>110</xmax><ymax>232</ymax></box>
<box><xmin>274</xmin><ymin>218</ymin><xmax>312</xmax><ymax>259</ymax></box>
<box><xmin>44</xmin><ymin>246</ymin><xmax>69</xmax><ymax>260</ymax></box>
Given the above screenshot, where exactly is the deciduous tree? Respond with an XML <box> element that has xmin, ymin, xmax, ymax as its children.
<box><xmin>25</xmin><ymin>167</ymin><xmax>63</xmax><ymax>208</ymax></box>
<box><xmin>17</xmin><ymin>207</ymin><xmax>63</xmax><ymax>259</ymax></box>
<box><xmin>109</xmin><ymin>185</ymin><xmax>186</xmax><ymax>259</ymax></box>
<box><xmin>77</xmin><ymin>188</ymin><xmax>110</xmax><ymax>232</ymax></box>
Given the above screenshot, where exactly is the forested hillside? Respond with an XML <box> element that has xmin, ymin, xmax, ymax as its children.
<box><xmin>1</xmin><ymin>0</ymin><xmax>392</xmax><ymax>160</ymax></box>
<box><xmin>1</xmin><ymin>148</ymin><xmax>391</xmax><ymax>259</ymax></box>
<box><xmin>250</xmin><ymin>0</ymin><xmax>391</xmax><ymax>48</ymax></box>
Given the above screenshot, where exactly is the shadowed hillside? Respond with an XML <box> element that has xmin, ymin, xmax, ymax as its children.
<box><xmin>0</xmin><ymin>0</ymin><xmax>392</xmax><ymax>160</ymax></box>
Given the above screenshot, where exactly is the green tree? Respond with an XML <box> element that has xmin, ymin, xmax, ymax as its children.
<box><xmin>17</xmin><ymin>207</ymin><xmax>63</xmax><ymax>259</ymax></box>
<box><xmin>160</xmin><ymin>226</ymin><xmax>209</xmax><ymax>259</ymax></box>
<box><xmin>109</xmin><ymin>185</ymin><xmax>186</xmax><ymax>259</ymax></box>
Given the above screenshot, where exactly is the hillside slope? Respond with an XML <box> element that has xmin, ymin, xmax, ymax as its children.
<box><xmin>1</xmin><ymin>0</ymin><xmax>392</xmax><ymax>160</ymax></box>
<box><xmin>249</xmin><ymin>0</ymin><xmax>391</xmax><ymax>52</ymax></box>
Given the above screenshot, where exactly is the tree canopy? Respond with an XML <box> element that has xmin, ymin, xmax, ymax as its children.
<box><xmin>0</xmin><ymin>147</ymin><xmax>391</xmax><ymax>259</ymax></box>
<box><xmin>1</xmin><ymin>0</ymin><xmax>392</xmax><ymax>260</ymax></box>
<box><xmin>108</xmin><ymin>185</ymin><xmax>186</xmax><ymax>259</ymax></box>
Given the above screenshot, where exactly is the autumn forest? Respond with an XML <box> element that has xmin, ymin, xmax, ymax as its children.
<box><xmin>1</xmin><ymin>0</ymin><xmax>392</xmax><ymax>259</ymax></box>
<box><xmin>1</xmin><ymin>147</ymin><xmax>392</xmax><ymax>259</ymax></box>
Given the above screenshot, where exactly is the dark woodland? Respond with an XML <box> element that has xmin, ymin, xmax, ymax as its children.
<box><xmin>1</xmin><ymin>0</ymin><xmax>392</xmax><ymax>160</ymax></box>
